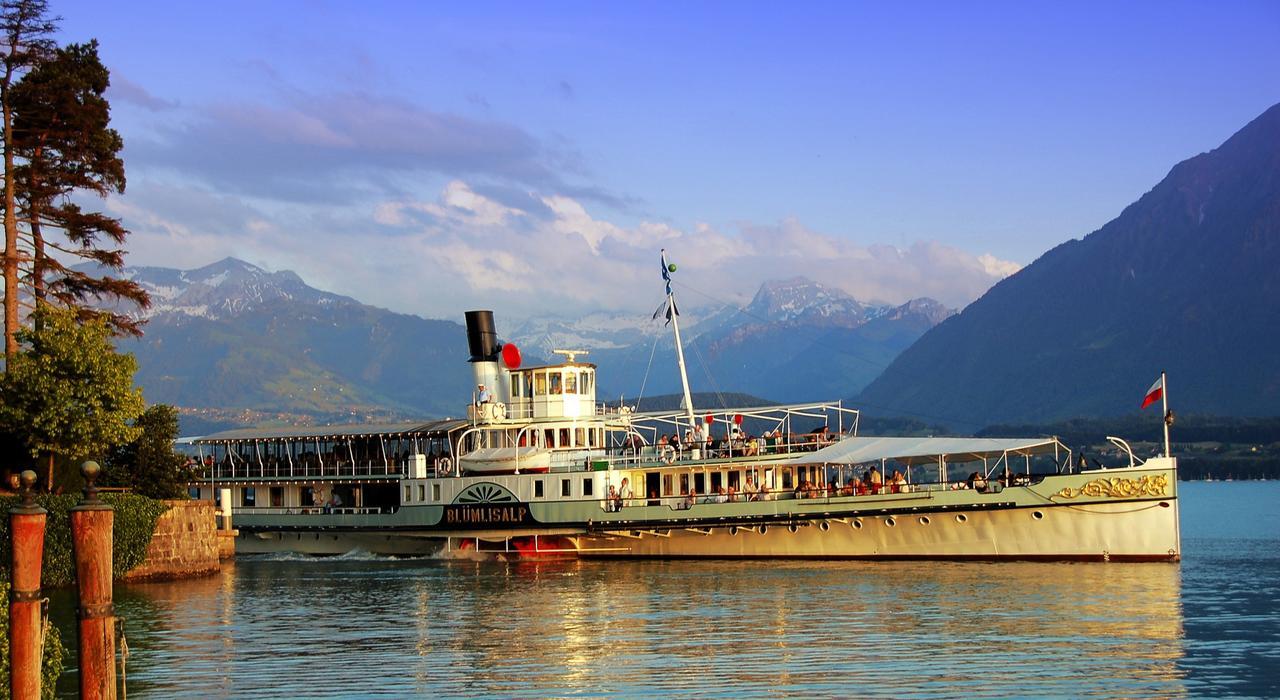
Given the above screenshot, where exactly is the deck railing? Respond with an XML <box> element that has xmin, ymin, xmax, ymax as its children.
<box><xmin>199</xmin><ymin>459</ymin><xmax>404</xmax><ymax>481</ymax></box>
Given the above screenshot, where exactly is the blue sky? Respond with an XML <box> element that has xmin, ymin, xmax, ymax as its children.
<box><xmin>53</xmin><ymin>0</ymin><xmax>1280</xmax><ymax>319</ymax></box>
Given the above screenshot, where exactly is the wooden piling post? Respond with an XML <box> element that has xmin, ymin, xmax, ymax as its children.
<box><xmin>9</xmin><ymin>470</ymin><xmax>47</xmax><ymax>700</ymax></box>
<box><xmin>71</xmin><ymin>461</ymin><xmax>117</xmax><ymax>700</ymax></box>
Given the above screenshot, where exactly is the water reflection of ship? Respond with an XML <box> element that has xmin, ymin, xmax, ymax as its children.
<box><xmin>421</xmin><ymin>560</ymin><xmax>1186</xmax><ymax>696</ymax></box>
<box><xmin>103</xmin><ymin>558</ymin><xmax>1188</xmax><ymax>697</ymax></box>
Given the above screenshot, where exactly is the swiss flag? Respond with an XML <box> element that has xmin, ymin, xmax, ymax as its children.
<box><xmin>1141</xmin><ymin>376</ymin><xmax>1164</xmax><ymax>410</ymax></box>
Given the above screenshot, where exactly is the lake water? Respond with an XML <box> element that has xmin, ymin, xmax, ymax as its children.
<box><xmin>51</xmin><ymin>481</ymin><xmax>1280</xmax><ymax>698</ymax></box>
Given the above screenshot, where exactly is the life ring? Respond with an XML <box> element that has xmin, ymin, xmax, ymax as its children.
<box><xmin>494</xmin><ymin>402</ymin><xmax>507</xmax><ymax>419</ymax></box>
<box><xmin>437</xmin><ymin>457</ymin><xmax>453</xmax><ymax>476</ymax></box>
<box><xmin>660</xmin><ymin>445</ymin><xmax>675</xmax><ymax>465</ymax></box>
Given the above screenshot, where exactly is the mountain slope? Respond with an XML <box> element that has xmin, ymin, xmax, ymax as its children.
<box><xmin>116</xmin><ymin>258</ymin><xmax>473</xmax><ymax>419</ymax></box>
<box><xmin>857</xmin><ymin>102</ymin><xmax>1280</xmax><ymax>426</ymax></box>
<box><xmin>109</xmin><ymin>260</ymin><xmax>952</xmax><ymax>422</ymax></box>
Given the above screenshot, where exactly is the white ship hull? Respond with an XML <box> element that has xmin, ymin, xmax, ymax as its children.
<box><xmin>576</xmin><ymin>496</ymin><xmax>1180</xmax><ymax>561</ymax></box>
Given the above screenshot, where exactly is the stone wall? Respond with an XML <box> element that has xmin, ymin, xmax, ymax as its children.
<box><xmin>121</xmin><ymin>500</ymin><xmax>222</xmax><ymax>582</ymax></box>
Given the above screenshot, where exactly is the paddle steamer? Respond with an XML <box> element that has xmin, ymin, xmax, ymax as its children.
<box><xmin>189</xmin><ymin>253</ymin><xmax>1181</xmax><ymax>561</ymax></box>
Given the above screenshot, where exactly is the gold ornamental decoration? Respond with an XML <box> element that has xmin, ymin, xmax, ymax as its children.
<box><xmin>1055</xmin><ymin>474</ymin><xmax>1169</xmax><ymax>500</ymax></box>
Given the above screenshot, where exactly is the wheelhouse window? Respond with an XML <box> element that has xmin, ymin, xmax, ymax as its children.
<box><xmin>565</xmin><ymin>372</ymin><xmax>577</xmax><ymax>394</ymax></box>
<box><xmin>550</xmin><ymin>373</ymin><xmax>563</xmax><ymax>394</ymax></box>
<box><xmin>535</xmin><ymin>373</ymin><xmax>547</xmax><ymax>396</ymax></box>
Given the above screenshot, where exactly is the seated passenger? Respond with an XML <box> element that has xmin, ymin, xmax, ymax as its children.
<box><xmin>681</xmin><ymin>489</ymin><xmax>696</xmax><ymax>510</ymax></box>
<box><xmin>744</xmin><ymin>477</ymin><xmax>759</xmax><ymax>501</ymax></box>
<box><xmin>726</xmin><ymin>486</ymin><xmax>738</xmax><ymax>502</ymax></box>
<box><xmin>713</xmin><ymin>486</ymin><xmax>729</xmax><ymax>504</ymax></box>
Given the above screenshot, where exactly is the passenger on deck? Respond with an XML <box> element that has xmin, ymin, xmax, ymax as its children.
<box><xmin>607</xmin><ymin>485</ymin><xmax>620</xmax><ymax>512</ymax></box>
<box><xmin>758</xmin><ymin>482</ymin><xmax>771</xmax><ymax>501</ymax></box>
<box><xmin>744</xmin><ymin>477</ymin><xmax>759</xmax><ymax>501</ymax></box>
<box><xmin>680</xmin><ymin>489</ymin><xmax>695</xmax><ymax>510</ymax></box>
<box><xmin>869</xmin><ymin>466</ymin><xmax>884</xmax><ymax>494</ymax></box>
<box><xmin>890</xmin><ymin>470</ymin><xmax>907</xmax><ymax>493</ymax></box>
<box><xmin>713</xmin><ymin>486</ymin><xmax>729</xmax><ymax>504</ymax></box>
<box><xmin>619</xmin><ymin>478</ymin><xmax>633</xmax><ymax>507</ymax></box>
<box><xmin>477</xmin><ymin>384</ymin><xmax>492</xmax><ymax>403</ymax></box>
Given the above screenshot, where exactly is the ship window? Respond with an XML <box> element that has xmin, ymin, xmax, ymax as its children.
<box><xmin>680</xmin><ymin>474</ymin><xmax>689</xmax><ymax>494</ymax></box>
<box><xmin>404</xmin><ymin>485</ymin><xmax>411</xmax><ymax>503</ymax></box>
<box><xmin>561</xmin><ymin>479</ymin><xmax>571</xmax><ymax>497</ymax></box>
<box><xmin>576</xmin><ymin>428</ymin><xmax>585</xmax><ymax>447</ymax></box>
<box><xmin>581</xmin><ymin>372</ymin><xmax>593</xmax><ymax>395</ymax></box>
<box><xmin>662</xmin><ymin>474</ymin><xmax>673</xmax><ymax>496</ymax></box>
<box><xmin>418</xmin><ymin>484</ymin><xmax>426</xmax><ymax>502</ymax></box>
<box><xmin>512</xmin><ymin>374</ymin><xmax>522</xmax><ymax>398</ymax></box>
<box><xmin>431</xmin><ymin>483</ymin><xmax>440</xmax><ymax>501</ymax></box>
<box><xmin>535</xmin><ymin>480</ymin><xmax>544</xmax><ymax>498</ymax></box>
<box><xmin>728</xmin><ymin>472</ymin><xmax>740</xmax><ymax>490</ymax></box>
<box><xmin>550</xmin><ymin>373</ymin><xmax>563</xmax><ymax>394</ymax></box>
<box><xmin>565</xmin><ymin>372</ymin><xmax>577</xmax><ymax>394</ymax></box>
<box><xmin>582</xmin><ymin>478</ymin><xmax>593</xmax><ymax>496</ymax></box>
<box><xmin>559</xmin><ymin>428</ymin><xmax>570</xmax><ymax>447</ymax></box>
<box><xmin>535</xmin><ymin>373</ymin><xmax>547</xmax><ymax>396</ymax></box>
<box><xmin>242</xmin><ymin>488</ymin><xmax>256</xmax><ymax>507</ymax></box>
<box><xmin>270</xmin><ymin>487</ymin><xmax>284</xmax><ymax>507</ymax></box>
<box><xmin>694</xmin><ymin>473</ymin><xmax>705</xmax><ymax>495</ymax></box>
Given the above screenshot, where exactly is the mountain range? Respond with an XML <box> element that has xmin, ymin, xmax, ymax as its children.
<box><xmin>857</xmin><ymin>102</ymin><xmax>1280</xmax><ymax>427</ymax></box>
<box><xmin>109</xmin><ymin>259</ymin><xmax>950</xmax><ymax>429</ymax></box>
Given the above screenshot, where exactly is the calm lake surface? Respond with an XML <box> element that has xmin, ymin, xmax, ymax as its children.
<box><xmin>51</xmin><ymin>480</ymin><xmax>1280</xmax><ymax>698</ymax></box>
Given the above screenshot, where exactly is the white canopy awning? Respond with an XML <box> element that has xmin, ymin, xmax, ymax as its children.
<box><xmin>777</xmin><ymin>436</ymin><xmax>1063</xmax><ymax>466</ymax></box>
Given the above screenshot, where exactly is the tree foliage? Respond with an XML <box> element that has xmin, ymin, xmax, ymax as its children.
<box><xmin>0</xmin><ymin>305</ymin><xmax>142</xmax><ymax>489</ymax></box>
<box><xmin>102</xmin><ymin>403</ymin><xmax>191</xmax><ymax>499</ymax></box>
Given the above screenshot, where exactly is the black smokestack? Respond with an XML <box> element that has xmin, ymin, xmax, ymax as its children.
<box><xmin>465</xmin><ymin>310</ymin><xmax>499</xmax><ymax>362</ymax></box>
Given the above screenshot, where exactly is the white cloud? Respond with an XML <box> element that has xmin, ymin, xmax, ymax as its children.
<box><xmin>117</xmin><ymin>178</ymin><xmax>1020</xmax><ymax>322</ymax></box>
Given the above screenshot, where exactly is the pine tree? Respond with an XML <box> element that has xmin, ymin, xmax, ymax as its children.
<box><xmin>0</xmin><ymin>0</ymin><xmax>57</xmax><ymax>357</ymax></box>
<box><xmin>11</xmin><ymin>40</ymin><xmax>148</xmax><ymax>335</ymax></box>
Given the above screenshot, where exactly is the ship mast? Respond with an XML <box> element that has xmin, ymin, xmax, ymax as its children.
<box><xmin>660</xmin><ymin>249</ymin><xmax>697</xmax><ymax>431</ymax></box>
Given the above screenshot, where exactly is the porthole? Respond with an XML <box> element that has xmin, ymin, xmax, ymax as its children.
<box><xmin>885</xmin><ymin>517</ymin><xmax>896</xmax><ymax>527</ymax></box>
<box><xmin>818</xmin><ymin>521</ymin><xmax>830</xmax><ymax>532</ymax></box>
<box><xmin>729</xmin><ymin>526</ymin><xmax>739</xmax><ymax>536</ymax></box>
<box><xmin>1032</xmin><ymin>511</ymin><xmax>1044</xmax><ymax>520</ymax></box>
<box><xmin>788</xmin><ymin>524</ymin><xmax>799</xmax><ymax>533</ymax></box>
<box><xmin>1159</xmin><ymin>501</ymin><xmax>1171</xmax><ymax>508</ymax></box>
<box><xmin>919</xmin><ymin>516</ymin><xmax>930</xmax><ymax>525</ymax></box>
<box><xmin>955</xmin><ymin>514</ymin><xmax>968</xmax><ymax>523</ymax></box>
<box><xmin>852</xmin><ymin>519</ymin><xmax>863</xmax><ymax>530</ymax></box>
<box><xmin>759</xmin><ymin>524</ymin><xmax>768</xmax><ymax>535</ymax></box>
